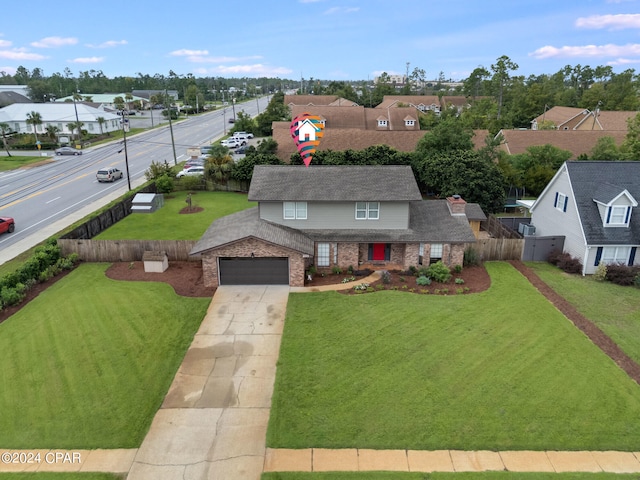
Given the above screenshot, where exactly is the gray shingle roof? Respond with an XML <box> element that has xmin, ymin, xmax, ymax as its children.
<box><xmin>190</xmin><ymin>207</ymin><xmax>315</xmax><ymax>255</ymax></box>
<box><xmin>248</xmin><ymin>165</ymin><xmax>422</xmax><ymax>202</ymax></box>
<box><xmin>566</xmin><ymin>161</ymin><xmax>640</xmax><ymax>245</ymax></box>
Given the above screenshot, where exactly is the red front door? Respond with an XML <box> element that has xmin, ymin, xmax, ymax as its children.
<box><xmin>372</xmin><ymin>243</ymin><xmax>386</xmax><ymax>261</ymax></box>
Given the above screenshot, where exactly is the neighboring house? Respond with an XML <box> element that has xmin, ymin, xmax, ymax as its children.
<box><xmin>0</xmin><ymin>91</ymin><xmax>30</xmax><ymax>107</ymax></box>
<box><xmin>190</xmin><ymin>165</ymin><xmax>483</xmax><ymax>287</ymax></box>
<box><xmin>0</xmin><ymin>85</ymin><xmax>30</xmax><ymax>98</ymax></box>
<box><xmin>531</xmin><ymin>106</ymin><xmax>636</xmax><ymax>131</ymax></box>
<box><xmin>497</xmin><ymin>129</ymin><xmax>627</xmax><ymax>159</ymax></box>
<box><xmin>55</xmin><ymin>93</ymin><xmax>148</xmax><ymax>111</ymax></box>
<box><xmin>284</xmin><ymin>95</ymin><xmax>357</xmax><ymax>107</ymax></box>
<box><xmin>0</xmin><ymin>102</ymin><xmax>121</xmax><ymax>137</ymax></box>
<box><xmin>529</xmin><ymin>161</ymin><xmax>640</xmax><ymax>275</ymax></box>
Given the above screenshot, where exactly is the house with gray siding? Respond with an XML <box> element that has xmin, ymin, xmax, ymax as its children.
<box><xmin>530</xmin><ymin>161</ymin><xmax>640</xmax><ymax>275</ymax></box>
<box><xmin>191</xmin><ymin>165</ymin><xmax>484</xmax><ymax>287</ymax></box>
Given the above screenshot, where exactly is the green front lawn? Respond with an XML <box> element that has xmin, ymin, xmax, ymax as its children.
<box><xmin>0</xmin><ymin>155</ymin><xmax>50</xmax><ymax>171</ymax></box>
<box><xmin>0</xmin><ymin>263</ymin><xmax>210</xmax><ymax>449</ymax></box>
<box><xmin>94</xmin><ymin>191</ymin><xmax>255</xmax><ymax>240</ymax></box>
<box><xmin>527</xmin><ymin>262</ymin><xmax>640</xmax><ymax>366</ymax></box>
<box><xmin>268</xmin><ymin>262</ymin><xmax>640</xmax><ymax>451</ymax></box>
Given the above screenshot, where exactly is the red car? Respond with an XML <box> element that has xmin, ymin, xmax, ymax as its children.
<box><xmin>0</xmin><ymin>216</ymin><xmax>15</xmax><ymax>234</ymax></box>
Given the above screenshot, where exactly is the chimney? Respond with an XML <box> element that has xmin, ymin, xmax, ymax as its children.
<box><xmin>447</xmin><ymin>194</ymin><xmax>467</xmax><ymax>216</ymax></box>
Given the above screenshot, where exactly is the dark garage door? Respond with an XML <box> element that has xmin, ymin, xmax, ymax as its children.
<box><xmin>218</xmin><ymin>257</ymin><xmax>289</xmax><ymax>285</ymax></box>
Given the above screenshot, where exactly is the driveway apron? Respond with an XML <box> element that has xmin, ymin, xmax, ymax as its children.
<box><xmin>127</xmin><ymin>285</ymin><xmax>289</xmax><ymax>480</ymax></box>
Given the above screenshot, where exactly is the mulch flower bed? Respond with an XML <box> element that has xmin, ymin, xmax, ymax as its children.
<box><xmin>305</xmin><ymin>265</ymin><xmax>492</xmax><ymax>295</ymax></box>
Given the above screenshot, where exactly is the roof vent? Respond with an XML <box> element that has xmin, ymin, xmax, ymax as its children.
<box><xmin>452</xmin><ymin>194</ymin><xmax>461</xmax><ymax>199</ymax></box>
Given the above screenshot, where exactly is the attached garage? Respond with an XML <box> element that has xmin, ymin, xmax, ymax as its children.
<box><xmin>218</xmin><ymin>257</ymin><xmax>289</xmax><ymax>285</ymax></box>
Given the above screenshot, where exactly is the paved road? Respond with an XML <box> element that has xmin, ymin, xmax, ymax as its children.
<box><xmin>0</xmin><ymin>97</ymin><xmax>271</xmax><ymax>265</ymax></box>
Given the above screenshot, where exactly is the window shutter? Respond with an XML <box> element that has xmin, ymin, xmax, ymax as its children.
<box><xmin>594</xmin><ymin>247</ymin><xmax>603</xmax><ymax>266</ymax></box>
<box><xmin>629</xmin><ymin>247</ymin><xmax>637</xmax><ymax>266</ymax></box>
<box><xmin>563</xmin><ymin>196</ymin><xmax>568</xmax><ymax>212</ymax></box>
<box><xmin>625</xmin><ymin>207</ymin><xmax>631</xmax><ymax>224</ymax></box>
<box><xmin>606</xmin><ymin>207</ymin><xmax>612</xmax><ymax>224</ymax></box>
<box><xmin>554</xmin><ymin>192</ymin><xmax>558</xmax><ymax>208</ymax></box>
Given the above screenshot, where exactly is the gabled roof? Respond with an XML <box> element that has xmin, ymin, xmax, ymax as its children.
<box><xmin>532</xmin><ymin>106</ymin><xmax>588</xmax><ymax>128</ymax></box>
<box><xmin>592</xmin><ymin>183</ymin><xmax>637</xmax><ymax>206</ymax></box>
<box><xmin>497</xmin><ymin>129</ymin><xmax>627</xmax><ymax>159</ymax></box>
<box><xmin>575</xmin><ymin>110</ymin><xmax>637</xmax><ymax>131</ymax></box>
<box><xmin>284</xmin><ymin>95</ymin><xmax>342</xmax><ymax>106</ymax></box>
<box><xmin>290</xmin><ymin>105</ymin><xmax>366</xmax><ymax>129</ymax></box>
<box><xmin>0</xmin><ymin>91</ymin><xmax>30</xmax><ymax>107</ymax></box>
<box><xmin>248</xmin><ymin>165</ymin><xmax>422</xmax><ymax>202</ymax></box>
<box><xmin>548</xmin><ymin>161</ymin><xmax>640</xmax><ymax>245</ymax></box>
<box><xmin>190</xmin><ymin>207</ymin><xmax>315</xmax><ymax>255</ymax></box>
<box><xmin>0</xmin><ymin>102</ymin><xmax>120</xmax><ymax>124</ymax></box>
<box><xmin>376</xmin><ymin>95</ymin><xmax>441</xmax><ymax>109</ymax></box>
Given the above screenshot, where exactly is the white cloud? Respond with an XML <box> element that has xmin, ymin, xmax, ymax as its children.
<box><xmin>31</xmin><ymin>36</ymin><xmax>78</xmax><ymax>48</ymax></box>
<box><xmin>194</xmin><ymin>63</ymin><xmax>293</xmax><ymax>77</ymax></box>
<box><xmin>530</xmin><ymin>43</ymin><xmax>640</xmax><ymax>59</ymax></box>
<box><xmin>68</xmin><ymin>56</ymin><xmax>104</xmax><ymax>64</ymax></box>
<box><xmin>0</xmin><ymin>39</ymin><xmax>11</xmax><ymax>47</ymax></box>
<box><xmin>324</xmin><ymin>6</ymin><xmax>359</xmax><ymax>14</ymax></box>
<box><xmin>607</xmin><ymin>57</ymin><xmax>640</xmax><ymax>65</ymax></box>
<box><xmin>576</xmin><ymin>14</ymin><xmax>640</xmax><ymax>30</ymax></box>
<box><xmin>169</xmin><ymin>49</ymin><xmax>209</xmax><ymax>57</ymax></box>
<box><xmin>86</xmin><ymin>40</ymin><xmax>128</xmax><ymax>48</ymax></box>
<box><xmin>0</xmin><ymin>49</ymin><xmax>47</xmax><ymax>60</ymax></box>
<box><xmin>0</xmin><ymin>66</ymin><xmax>16</xmax><ymax>75</ymax></box>
<box><xmin>184</xmin><ymin>54</ymin><xmax>263</xmax><ymax>64</ymax></box>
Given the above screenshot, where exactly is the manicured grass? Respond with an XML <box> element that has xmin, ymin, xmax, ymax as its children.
<box><xmin>0</xmin><ymin>155</ymin><xmax>49</xmax><ymax>171</ymax></box>
<box><xmin>0</xmin><ymin>475</ymin><xmax>122</xmax><ymax>480</ymax></box>
<box><xmin>0</xmin><ymin>263</ymin><xmax>210</xmax><ymax>449</ymax></box>
<box><xmin>262</xmin><ymin>474</ymin><xmax>640</xmax><ymax>480</ymax></box>
<box><xmin>94</xmin><ymin>191</ymin><xmax>255</xmax><ymax>240</ymax></box>
<box><xmin>268</xmin><ymin>262</ymin><xmax>640</xmax><ymax>451</ymax></box>
<box><xmin>527</xmin><ymin>261</ymin><xmax>640</xmax><ymax>366</ymax></box>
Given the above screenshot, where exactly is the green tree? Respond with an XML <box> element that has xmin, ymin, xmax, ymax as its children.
<box><xmin>96</xmin><ymin>117</ymin><xmax>106</xmax><ymax>136</ymax></box>
<box><xmin>231</xmin><ymin>153</ymin><xmax>284</xmax><ymax>189</ymax></box>
<box><xmin>45</xmin><ymin>124</ymin><xmax>60</xmax><ymax>142</ymax></box>
<box><xmin>415</xmin><ymin>117</ymin><xmax>474</xmax><ymax>156</ymax></box>
<box><xmin>113</xmin><ymin>96</ymin><xmax>125</xmax><ymax>111</ymax></box>
<box><xmin>414</xmin><ymin>150</ymin><xmax>507</xmax><ymax>213</ymax></box>
<box><xmin>0</xmin><ymin>122</ymin><xmax>13</xmax><ymax>156</ymax></box>
<box><xmin>25</xmin><ymin>111</ymin><xmax>43</xmax><ymax>142</ymax></box>
<box><xmin>590</xmin><ymin>136</ymin><xmax>622</xmax><ymax>160</ymax></box>
<box><xmin>620</xmin><ymin>112</ymin><xmax>640</xmax><ymax>160</ymax></box>
<box><xmin>509</xmin><ymin>144</ymin><xmax>572</xmax><ymax>195</ymax></box>
<box><xmin>255</xmin><ymin>92</ymin><xmax>289</xmax><ymax>136</ymax></box>
<box><xmin>490</xmin><ymin>55</ymin><xmax>518</xmax><ymax>119</ymax></box>
<box><xmin>66</xmin><ymin>121</ymin><xmax>84</xmax><ymax>142</ymax></box>
<box><xmin>231</xmin><ymin>110</ymin><xmax>255</xmax><ymax>134</ymax></box>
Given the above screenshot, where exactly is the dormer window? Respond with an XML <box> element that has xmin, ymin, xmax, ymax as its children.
<box><xmin>377</xmin><ymin>119</ymin><xmax>388</xmax><ymax>127</ymax></box>
<box><xmin>405</xmin><ymin>119</ymin><xmax>415</xmax><ymax>127</ymax></box>
<box><xmin>606</xmin><ymin>205</ymin><xmax>630</xmax><ymax>226</ymax></box>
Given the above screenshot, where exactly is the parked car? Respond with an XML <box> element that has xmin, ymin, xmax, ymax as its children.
<box><xmin>235</xmin><ymin>146</ymin><xmax>247</xmax><ymax>155</ymax></box>
<box><xmin>55</xmin><ymin>146</ymin><xmax>82</xmax><ymax>156</ymax></box>
<box><xmin>221</xmin><ymin>138</ymin><xmax>244</xmax><ymax>148</ymax></box>
<box><xmin>200</xmin><ymin>145</ymin><xmax>213</xmax><ymax>155</ymax></box>
<box><xmin>228</xmin><ymin>118</ymin><xmax>235</xmax><ymax>123</ymax></box>
<box><xmin>96</xmin><ymin>167</ymin><xmax>124</xmax><ymax>183</ymax></box>
<box><xmin>176</xmin><ymin>166</ymin><xmax>205</xmax><ymax>178</ymax></box>
<box><xmin>0</xmin><ymin>216</ymin><xmax>15</xmax><ymax>234</ymax></box>
<box><xmin>184</xmin><ymin>159</ymin><xmax>206</xmax><ymax>169</ymax></box>
<box><xmin>233</xmin><ymin>131</ymin><xmax>254</xmax><ymax>139</ymax></box>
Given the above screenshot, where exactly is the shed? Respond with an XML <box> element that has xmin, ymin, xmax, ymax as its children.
<box><xmin>142</xmin><ymin>251</ymin><xmax>169</xmax><ymax>273</ymax></box>
<box><xmin>131</xmin><ymin>193</ymin><xmax>164</xmax><ymax>213</ymax></box>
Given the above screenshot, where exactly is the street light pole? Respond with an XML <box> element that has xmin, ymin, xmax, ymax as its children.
<box><xmin>165</xmin><ymin>89</ymin><xmax>178</xmax><ymax>165</ymax></box>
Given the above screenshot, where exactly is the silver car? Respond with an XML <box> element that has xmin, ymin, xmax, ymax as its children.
<box><xmin>55</xmin><ymin>146</ymin><xmax>82</xmax><ymax>156</ymax></box>
<box><xmin>96</xmin><ymin>167</ymin><xmax>123</xmax><ymax>182</ymax></box>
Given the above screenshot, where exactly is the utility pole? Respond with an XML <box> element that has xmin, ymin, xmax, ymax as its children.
<box><xmin>166</xmin><ymin>89</ymin><xmax>178</xmax><ymax>165</ymax></box>
<box><xmin>119</xmin><ymin>110</ymin><xmax>132</xmax><ymax>191</ymax></box>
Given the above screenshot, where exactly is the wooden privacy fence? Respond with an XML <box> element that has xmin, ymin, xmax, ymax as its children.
<box><xmin>464</xmin><ymin>237</ymin><xmax>525</xmax><ymax>262</ymax></box>
<box><xmin>58</xmin><ymin>239</ymin><xmax>199</xmax><ymax>262</ymax></box>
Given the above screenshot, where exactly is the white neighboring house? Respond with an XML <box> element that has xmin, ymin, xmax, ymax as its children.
<box><xmin>0</xmin><ymin>102</ymin><xmax>121</xmax><ymax>138</ymax></box>
<box><xmin>530</xmin><ymin>161</ymin><xmax>640</xmax><ymax>275</ymax></box>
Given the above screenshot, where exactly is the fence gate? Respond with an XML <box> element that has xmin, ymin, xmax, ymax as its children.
<box><xmin>522</xmin><ymin>236</ymin><xmax>565</xmax><ymax>262</ymax></box>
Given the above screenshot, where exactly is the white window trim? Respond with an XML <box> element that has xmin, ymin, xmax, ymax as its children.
<box><xmin>601</xmin><ymin>246</ymin><xmax>631</xmax><ymax>264</ymax></box>
<box><xmin>430</xmin><ymin>243</ymin><xmax>443</xmax><ymax>259</ymax></box>
<box><xmin>317</xmin><ymin>242</ymin><xmax>330</xmax><ymax>267</ymax></box>
<box><xmin>555</xmin><ymin>193</ymin><xmax>567</xmax><ymax>212</ymax></box>
<box><xmin>355</xmin><ymin>202</ymin><xmax>380</xmax><ymax>220</ymax></box>
<box><xmin>283</xmin><ymin>201</ymin><xmax>307</xmax><ymax>220</ymax></box>
<box><xmin>377</xmin><ymin>119</ymin><xmax>388</xmax><ymax>127</ymax></box>
<box><xmin>607</xmin><ymin>205</ymin><xmax>629</xmax><ymax>226</ymax></box>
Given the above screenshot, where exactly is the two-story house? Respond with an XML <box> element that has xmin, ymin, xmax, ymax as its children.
<box><xmin>529</xmin><ymin>161</ymin><xmax>640</xmax><ymax>275</ymax></box>
<box><xmin>191</xmin><ymin>165</ymin><xmax>483</xmax><ymax>287</ymax></box>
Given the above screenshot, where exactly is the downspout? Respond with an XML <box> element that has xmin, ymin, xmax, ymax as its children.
<box><xmin>582</xmin><ymin>245</ymin><xmax>590</xmax><ymax>276</ymax></box>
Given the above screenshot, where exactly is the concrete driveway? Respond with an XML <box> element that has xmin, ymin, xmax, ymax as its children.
<box><xmin>127</xmin><ymin>285</ymin><xmax>289</xmax><ymax>480</ymax></box>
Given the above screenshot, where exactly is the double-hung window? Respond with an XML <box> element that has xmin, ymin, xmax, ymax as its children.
<box><xmin>430</xmin><ymin>243</ymin><xmax>443</xmax><ymax>262</ymax></box>
<box><xmin>554</xmin><ymin>192</ymin><xmax>568</xmax><ymax>212</ymax></box>
<box><xmin>601</xmin><ymin>246</ymin><xmax>630</xmax><ymax>264</ymax></box>
<box><xmin>317</xmin><ymin>243</ymin><xmax>330</xmax><ymax>267</ymax></box>
<box><xmin>283</xmin><ymin>201</ymin><xmax>307</xmax><ymax>220</ymax></box>
<box><xmin>355</xmin><ymin>202</ymin><xmax>379</xmax><ymax>220</ymax></box>
<box><xmin>607</xmin><ymin>206</ymin><xmax>629</xmax><ymax>226</ymax></box>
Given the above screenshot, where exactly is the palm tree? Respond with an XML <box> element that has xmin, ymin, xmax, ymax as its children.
<box><xmin>96</xmin><ymin>117</ymin><xmax>106</xmax><ymax>136</ymax></box>
<box><xmin>206</xmin><ymin>146</ymin><xmax>234</xmax><ymax>186</ymax></box>
<box><xmin>45</xmin><ymin>125</ymin><xmax>60</xmax><ymax>142</ymax></box>
<box><xmin>125</xmin><ymin>93</ymin><xmax>134</xmax><ymax>112</ymax></box>
<box><xmin>25</xmin><ymin>111</ymin><xmax>43</xmax><ymax>142</ymax></box>
<box><xmin>0</xmin><ymin>122</ymin><xmax>13</xmax><ymax>156</ymax></box>
<box><xmin>67</xmin><ymin>121</ymin><xmax>84</xmax><ymax>142</ymax></box>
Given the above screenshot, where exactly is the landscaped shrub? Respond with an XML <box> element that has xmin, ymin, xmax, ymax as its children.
<box><xmin>605</xmin><ymin>263</ymin><xmax>640</xmax><ymax>286</ymax></box>
<box><xmin>144</xmin><ymin>160</ymin><xmax>173</xmax><ymax>181</ymax></box>
<box><xmin>593</xmin><ymin>262</ymin><xmax>608</xmax><ymax>282</ymax></box>
<box><xmin>0</xmin><ymin>286</ymin><xmax>24</xmax><ymax>308</ymax></box>
<box><xmin>425</xmin><ymin>261</ymin><xmax>452</xmax><ymax>283</ymax></box>
<box><xmin>155</xmin><ymin>174</ymin><xmax>175</xmax><ymax>194</ymax></box>
<box><xmin>463</xmin><ymin>247</ymin><xmax>480</xmax><ymax>266</ymax></box>
<box><xmin>548</xmin><ymin>250</ymin><xmax>583</xmax><ymax>274</ymax></box>
<box><xmin>416</xmin><ymin>275</ymin><xmax>431</xmax><ymax>286</ymax></box>
<box><xmin>332</xmin><ymin>266</ymin><xmax>342</xmax><ymax>275</ymax></box>
<box><xmin>381</xmin><ymin>270</ymin><xmax>391</xmax><ymax>284</ymax></box>
<box><xmin>455</xmin><ymin>278</ymin><xmax>465</xmax><ymax>284</ymax></box>
<box><xmin>454</xmin><ymin>264</ymin><xmax>462</xmax><ymax>273</ymax></box>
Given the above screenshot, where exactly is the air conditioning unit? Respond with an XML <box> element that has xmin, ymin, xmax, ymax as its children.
<box><xmin>522</xmin><ymin>224</ymin><xmax>536</xmax><ymax>236</ymax></box>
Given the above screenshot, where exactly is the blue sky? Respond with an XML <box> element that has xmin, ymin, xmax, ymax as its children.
<box><xmin>2</xmin><ymin>0</ymin><xmax>640</xmax><ymax>81</ymax></box>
